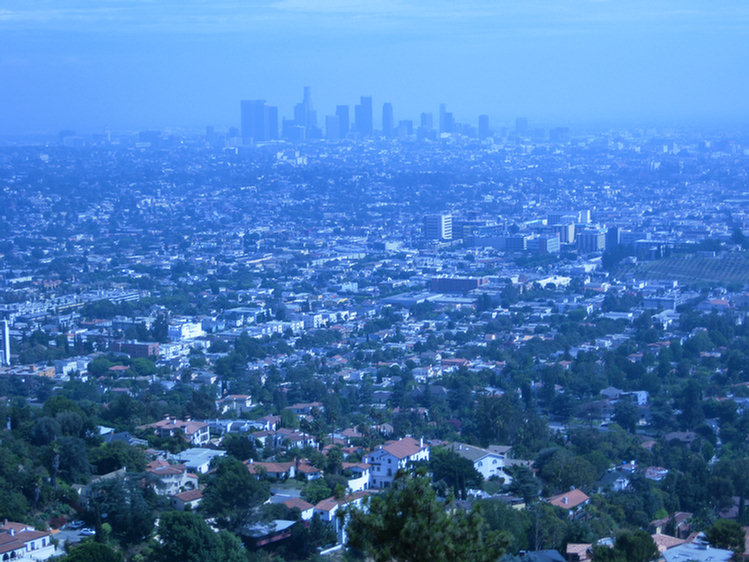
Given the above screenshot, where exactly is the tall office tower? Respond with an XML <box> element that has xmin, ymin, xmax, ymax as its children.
<box><xmin>1</xmin><ymin>320</ymin><xmax>10</xmax><ymax>366</ymax></box>
<box><xmin>382</xmin><ymin>103</ymin><xmax>394</xmax><ymax>138</ymax></box>
<box><xmin>355</xmin><ymin>96</ymin><xmax>373</xmax><ymax>136</ymax></box>
<box><xmin>240</xmin><ymin>100</ymin><xmax>268</xmax><ymax>144</ymax></box>
<box><xmin>291</xmin><ymin>86</ymin><xmax>317</xmax><ymax>137</ymax></box>
<box><xmin>515</xmin><ymin>117</ymin><xmax>529</xmax><ymax>137</ymax></box>
<box><xmin>397</xmin><ymin>120</ymin><xmax>413</xmax><ymax>137</ymax></box>
<box><xmin>266</xmin><ymin>106</ymin><xmax>279</xmax><ymax>140</ymax></box>
<box><xmin>420</xmin><ymin>112</ymin><xmax>433</xmax><ymax>130</ymax></box>
<box><xmin>478</xmin><ymin>115</ymin><xmax>490</xmax><ymax>140</ymax></box>
<box><xmin>424</xmin><ymin>214</ymin><xmax>453</xmax><ymax>240</ymax></box>
<box><xmin>439</xmin><ymin>104</ymin><xmax>447</xmax><ymax>132</ymax></box>
<box><xmin>577</xmin><ymin>230</ymin><xmax>606</xmax><ymax>253</ymax></box>
<box><xmin>606</xmin><ymin>226</ymin><xmax>620</xmax><ymax>249</ymax></box>
<box><xmin>325</xmin><ymin>115</ymin><xmax>340</xmax><ymax>140</ymax></box>
<box><xmin>336</xmin><ymin>105</ymin><xmax>349</xmax><ymax>138</ymax></box>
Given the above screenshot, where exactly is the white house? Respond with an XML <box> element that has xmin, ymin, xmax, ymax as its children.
<box><xmin>0</xmin><ymin>521</ymin><xmax>58</xmax><ymax>562</ymax></box>
<box><xmin>342</xmin><ymin>462</ymin><xmax>371</xmax><ymax>493</ymax></box>
<box><xmin>174</xmin><ymin>448</ymin><xmax>226</xmax><ymax>474</ymax></box>
<box><xmin>138</xmin><ymin>417</ymin><xmax>210</xmax><ymax>446</ymax></box>
<box><xmin>363</xmin><ymin>437</ymin><xmax>430</xmax><ymax>489</ymax></box>
<box><xmin>446</xmin><ymin>443</ymin><xmax>513</xmax><ymax>483</ymax></box>
<box><xmin>314</xmin><ymin>491</ymin><xmax>372</xmax><ymax>546</ymax></box>
<box><xmin>145</xmin><ymin>460</ymin><xmax>199</xmax><ymax>496</ymax></box>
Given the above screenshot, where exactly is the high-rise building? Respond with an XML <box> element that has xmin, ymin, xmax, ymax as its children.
<box><xmin>478</xmin><ymin>115</ymin><xmax>490</xmax><ymax>140</ymax></box>
<box><xmin>577</xmin><ymin>230</ymin><xmax>606</xmax><ymax>253</ymax></box>
<box><xmin>424</xmin><ymin>214</ymin><xmax>453</xmax><ymax>240</ymax></box>
<box><xmin>515</xmin><ymin>117</ymin><xmax>529</xmax><ymax>137</ymax></box>
<box><xmin>336</xmin><ymin>105</ymin><xmax>349</xmax><ymax>138</ymax></box>
<box><xmin>325</xmin><ymin>115</ymin><xmax>340</xmax><ymax>140</ymax></box>
<box><xmin>382</xmin><ymin>103</ymin><xmax>394</xmax><ymax>138</ymax></box>
<box><xmin>291</xmin><ymin>86</ymin><xmax>317</xmax><ymax>138</ymax></box>
<box><xmin>1</xmin><ymin>320</ymin><xmax>10</xmax><ymax>366</ymax></box>
<box><xmin>438</xmin><ymin>104</ymin><xmax>454</xmax><ymax>134</ymax></box>
<box><xmin>240</xmin><ymin>100</ymin><xmax>277</xmax><ymax>144</ymax></box>
<box><xmin>420</xmin><ymin>112</ymin><xmax>433</xmax><ymax>130</ymax></box>
<box><xmin>355</xmin><ymin>96</ymin><xmax>373</xmax><ymax>136</ymax></box>
<box><xmin>606</xmin><ymin>227</ymin><xmax>620</xmax><ymax>249</ymax></box>
<box><xmin>266</xmin><ymin>106</ymin><xmax>279</xmax><ymax>140</ymax></box>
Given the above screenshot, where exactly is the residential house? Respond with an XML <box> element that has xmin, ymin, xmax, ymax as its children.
<box><xmin>285</xmin><ymin>402</ymin><xmax>324</xmax><ymax>417</ymax></box>
<box><xmin>138</xmin><ymin>417</ymin><xmax>210</xmax><ymax>446</ymax></box>
<box><xmin>595</xmin><ymin>470</ymin><xmax>630</xmax><ymax>493</ymax></box>
<box><xmin>566</xmin><ymin>543</ymin><xmax>592</xmax><ymax>562</ymax></box>
<box><xmin>314</xmin><ymin>491</ymin><xmax>372</xmax><ymax>546</ymax></box>
<box><xmin>547</xmin><ymin>489</ymin><xmax>590</xmax><ymax>519</ymax></box>
<box><xmin>171</xmin><ymin>489</ymin><xmax>203</xmax><ymax>511</ymax></box>
<box><xmin>279</xmin><ymin>497</ymin><xmax>315</xmax><ymax>521</ymax></box>
<box><xmin>174</xmin><ymin>448</ymin><xmax>225</xmax><ymax>474</ymax></box>
<box><xmin>145</xmin><ymin>460</ymin><xmax>199</xmax><ymax>496</ymax></box>
<box><xmin>662</xmin><ymin>537</ymin><xmax>733</xmax><ymax>562</ymax></box>
<box><xmin>649</xmin><ymin>512</ymin><xmax>693</xmax><ymax>538</ymax></box>
<box><xmin>445</xmin><ymin>442</ymin><xmax>513</xmax><ymax>483</ymax></box>
<box><xmin>364</xmin><ymin>437</ymin><xmax>430</xmax><ymax>489</ymax></box>
<box><xmin>651</xmin><ymin>533</ymin><xmax>686</xmax><ymax>555</ymax></box>
<box><xmin>215</xmin><ymin>394</ymin><xmax>254</xmax><ymax>415</ymax></box>
<box><xmin>245</xmin><ymin>460</ymin><xmax>295</xmax><ymax>480</ymax></box>
<box><xmin>0</xmin><ymin>521</ymin><xmax>58</xmax><ymax>562</ymax></box>
<box><xmin>342</xmin><ymin>462</ymin><xmax>371</xmax><ymax>493</ymax></box>
<box><xmin>295</xmin><ymin>461</ymin><xmax>323</xmax><ymax>481</ymax></box>
<box><xmin>241</xmin><ymin>520</ymin><xmax>297</xmax><ymax>548</ymax></box>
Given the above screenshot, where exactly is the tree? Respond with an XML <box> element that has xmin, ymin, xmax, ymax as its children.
<box><xmin>151</xmin><ymin>314</ymin><xmax>169</xmax><ymax>343</ymax></box>
<box><xmin>56</xmin><ymin>436</ymin><xmax>92</xmax><ymax>483</ymax></box>
<box><xmin>508</xmin><ymin>465</ymin><xmax>540</xmax><ymax>504</ymax></box>
<box><xmin>613</xmin><ymin>400</ymin><xmax>639</xmax><ymax>433</ymax></box>
<box><xmin>201</xmin><ymin>456</ymin><xmax>269</xmax><ymax>528</ymax></box>
<box><xmin>706</xmin><ymin>519</ymin><xmax>745</xmax><ymax>552</ymax></box>
<box><xmin>346</xmin><ymin>470</ymin><xmax>508</xmax><ymax>562</ymax></box>
<box><xmin>148</xmin><ymin>511</ymin><xmax>246</xmax><ymax>562</ymax></box>
<box><xmin>593</xmin><ymin>530</ymin><xmax>658</xmax><ymax>562</ymax></box>
<box><xmin>615</xmin><ymin>530</ymin><xmax>659</xmax><ymax>562</ymax></box>
<box><xmin>222</xmin><ymin>433</ymin><xmax>256</xmax><ymax>462</ymax></box>
<box><xmin>301</xmin><ymin>478</ymin><xmax>332</xmax><ymax>504</ymax></box>
<box><xmin>85</xmin><ymin>477</ymin><xmax>153</xmax><ymax>544</ymax></box>
<box><xmin>63</xmin><ymin>541</ymin><xmax>122</xmax><ymax>562</ymax></box>
<box><xmin>89</xmin><ymin>441</ymin><xmax>147</xmax><ymax>474</ymax></box>
<box><xmin>429</xmin><ymin>448</ymin><xmax>482</xmax><ymax>499</ymax></box>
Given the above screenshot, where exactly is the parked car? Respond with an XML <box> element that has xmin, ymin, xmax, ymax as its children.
<box><xmin>68</xmin><ymin>520</ymin><xmax>85</xmax><ymax>530</ymax></box>
<box><xmin>79</xmin><ymin>528</ymin><xmax>95</xmax><ymax>536</ymax></box>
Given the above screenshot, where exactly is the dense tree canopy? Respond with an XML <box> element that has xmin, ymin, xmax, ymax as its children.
<box><xmin>346</xmin><ymin>470</ymin><xmax>508</xmax><ymax>562</ymax></box>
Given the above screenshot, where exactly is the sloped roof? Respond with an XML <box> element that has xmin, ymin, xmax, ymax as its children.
<box><xmin>282</xmin><ymin>497</ymin><xmax>314</xmax><ymax>512</ymax></box>
<box><xmin>548</xmin><ymin>489</ymin><xmax>590</xmax><ymax>509</ymax></box>
<box><xmin>651</xmin><ymin>533</ymin><xmax>686</xmax><ymax>553</ymax></box>
<box><xmin>379</xmin><ymin>437</ymin><xmax>426</xmax><ymax>459</ymax></box>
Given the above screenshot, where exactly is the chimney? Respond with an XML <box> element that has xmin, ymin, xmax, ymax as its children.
<box><xmin>419</xmin><ymin>437</ymin><xmax>423</xmax><ymax>448</ymax></box>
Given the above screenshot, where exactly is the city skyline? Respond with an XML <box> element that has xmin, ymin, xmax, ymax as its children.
<box><xmin>1</xmin><ymin>1</ymin><xmax>749</xmax><ymax>134</ymax></box>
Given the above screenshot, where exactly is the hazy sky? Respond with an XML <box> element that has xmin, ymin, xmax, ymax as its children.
<box><xmin>1</xmin><ymin>0</ymin><xmax>748</xmax><ymax>134</ymax></box>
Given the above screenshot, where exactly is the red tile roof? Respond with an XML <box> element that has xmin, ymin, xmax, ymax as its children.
<box><xmin>548</xmin><ymin>489</ymin><xmax>590</xmax><ymax>509</ymax></box>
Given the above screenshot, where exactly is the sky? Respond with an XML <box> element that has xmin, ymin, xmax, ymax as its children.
<box><xmin>1</xmin><ymin>0</ymin><xmax>748</xmax><ymax>134</ymax></box>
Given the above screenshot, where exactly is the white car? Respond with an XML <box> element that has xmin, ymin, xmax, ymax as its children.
<box><xmin>79</xmin><ymin>528</ymin><xmax>95</xmax><ymax>536</ymax></box>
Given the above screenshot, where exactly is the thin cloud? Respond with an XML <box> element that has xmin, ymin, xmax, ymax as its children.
<box><xmin>0</xmin><ymin>0</ymin><xmax>747</xmax><ymax>34</ymax></box>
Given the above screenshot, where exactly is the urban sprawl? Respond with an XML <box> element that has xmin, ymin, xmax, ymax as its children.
<box><xmin>2</xmin><ymin>92</ymin><xmax>749</xmax><ymax>562</ymax></box>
